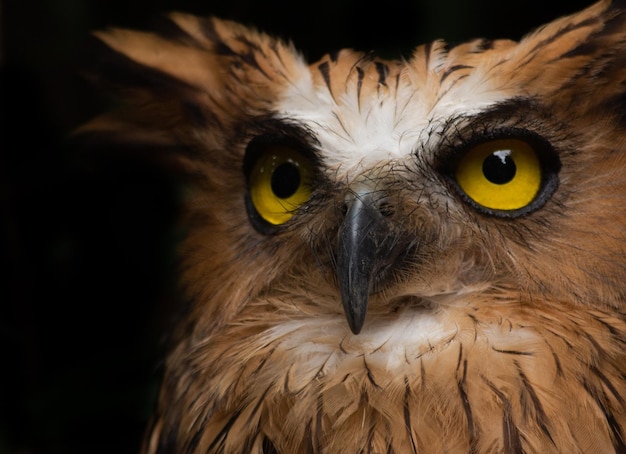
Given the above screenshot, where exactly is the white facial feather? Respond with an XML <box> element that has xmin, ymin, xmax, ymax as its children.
<box><xmin>257</xmin><ymin>304</ymin><xmax>542</xmax><ymax>384</ymax></box>
<box><xmin>276</xmin><ymin>60</ymin><xmax>512</xmax><ymax>179</ymax></box>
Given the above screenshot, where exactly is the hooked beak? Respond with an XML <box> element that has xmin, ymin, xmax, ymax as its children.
<box><xmin>337</xmin><ymin>190</ymin><xmax>395</xmax><ymax>335</ymax></box>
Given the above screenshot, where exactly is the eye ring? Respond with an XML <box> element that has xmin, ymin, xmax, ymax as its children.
<box><xmin>451</xmin><ymin>133</ymin><xmax>560</xmax><ymax>217</ymax></box>
<box><xmin>244</xmin><ymin>139</ymin><xmax>315</xmax><ymax>231</ymax></box>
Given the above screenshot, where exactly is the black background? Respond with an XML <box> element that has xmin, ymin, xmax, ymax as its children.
<box><xmin>1</xmin><ymin>1</ymin><xmax>592</xmax><ymax>453</ymax></box>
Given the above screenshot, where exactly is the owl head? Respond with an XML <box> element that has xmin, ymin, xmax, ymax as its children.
<box><xmin>79</xmin><ymin>0</ymin><xmax>626</xmax><ymax>333</ymax></box>
<box><xmin>77</xmin><ymin>1</ymin><xmax>626</xmax><ymax>452</ymax></box>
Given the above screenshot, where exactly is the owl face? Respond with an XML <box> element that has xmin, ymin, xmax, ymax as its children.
<box><xmin>80</xmin><ymin>1</ymin><xmax>626</xmax><ymax>452</ymax></box>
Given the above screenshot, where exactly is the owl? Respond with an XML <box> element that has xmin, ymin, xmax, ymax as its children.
<box><xmin>77</xmin><ymin>0</ymin><xmax>626</xmax><ymax>452</ymax></box>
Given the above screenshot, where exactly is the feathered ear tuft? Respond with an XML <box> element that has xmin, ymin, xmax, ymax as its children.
<box><xmin>74</xmin><ymin>14</ymin><xmax>309</xmax><ymax>148</ymax></box>
<box><xmin>510</xmin><ymin>0</ymin><xmax>626</xmax><ymax>98</ymax></box>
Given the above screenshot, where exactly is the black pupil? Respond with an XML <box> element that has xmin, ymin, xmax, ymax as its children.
<box><xmin>482</xmin><ymin>152</ymin><xmax>516</xmax><ymax>185</ymax></box>
<box><xmin>271</xmin><ymin>162</ymin><xmax>300</xmax><ymax>198</ymax></box>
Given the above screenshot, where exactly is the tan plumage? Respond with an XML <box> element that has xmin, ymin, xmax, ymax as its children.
<box><xmin>78</xmin><ymin>1</ymin><xmax>626</xmax><ymax>452</ymax></box>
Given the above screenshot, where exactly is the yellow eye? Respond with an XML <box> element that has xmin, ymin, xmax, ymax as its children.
<box><xmin>455</xmin><ymin>139</ymin><xmax>542</xmax><ymax>212</ymax></box>
<box><xmin>248</xmin><ymin>144</ymin><xmax>313</xmax><ymax>226</ymax></box>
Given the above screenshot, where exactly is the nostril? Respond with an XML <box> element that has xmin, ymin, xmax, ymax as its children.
<box><xmin>339</xmin><ymin>202</ymin><xmax>348</xmax><ymax>217</ymax></box>
<box><xmin>378</xmin><ymin>201</ymin><xmax>395</xmax><ymax>218</ymax></box>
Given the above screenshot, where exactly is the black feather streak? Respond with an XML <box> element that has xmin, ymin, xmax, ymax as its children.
<box><xmin>516</xmin><ymin>362</ymin><xmax>555</xmax><ymax>445</ymax></box>
<box><xmin>318</xmin><ymin>61</ymin><xmax>333</xmax><ymax>99</ymax></box>
<box><xmin>403</xmin><ymin>376</ymin><xmax>419</xmax><ymax>454</ymax></box>
<box><xmin>315</xmin><ymin>394</ymin><xmax>324</xmax><ymax>452</ymax></box>
<box><xmin>474</xmin><ymin>39</ymin><xmax>494</xmax><ymax>53</ymax></box>
<box><xmin>524</xmin><ymin>15</ymin><xmax>599</xmax><ymax>66</ymax></box>
<box><xmin>424</xmin><ymin>42</ymin><xmax>433</xmax><ymax>69</ymax></box>
<box><xmin>356</xmin><ymin>66</ymin><xmax>364</xmax><ymax>110</ymax></box>
<box><xmin>206</xmin><ymin>408</ymin><xmax>244</xmax><ymax>452</ymax></box>
<box><xmin>483</xmin><ymin>377</ymin><xmax>523</xmax><ymax>453</ymax></box>
<box><xmin>262</xmin><ymin>437</ymin><xmax>280</xmax><ymax>454</ymax></box>
<box><xmin>155</xmin><ymin>418</ymin><xmax>179</xmax><ymax>454</ymax></box>
<box><xmin>375</xmin><ymin>62</ymin><xmax>389</xmax><ymax>86</ymax></box>
<box><xmin>492</xmin><ymin>347</ymin><xmax>534</xmax><ymax>356</ymax></box>
<box><xmin>457</xmin><ymin>356</ymin><xmax>477</xmax><ymax>453</ymax></box>
<box><xmin>440</xmin><ymin>64</ymin><xmax>473</xmax><ymax>84</ymax></box>
<box><xmin>583</xmin><ymin>378</ymin><xmax>626</xmax><ymax>452</ymax></box>
<box><xmin>591</xmin><ymin>365</ymin><xmax>626</xmax><ymax>405</ymax></box>
<box><xmin>199</xmin><ymin>18</ymin><xmax>237</xmax><ymax>56</ymax></box>
<box><xmin>245</xmin><ymin>384</ymin><xmax>274</xmax><ymax>428</ymax></box>
<box><xmin>363</xmin><ymin>357</ymin><xmax>381</xmax><ymax>389</ymax></box>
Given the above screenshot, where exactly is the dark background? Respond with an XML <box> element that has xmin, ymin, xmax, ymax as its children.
<box><xmin>1</xmin><ymin>1</ymin><xmax>592</xmax><ymax>453</ymax></box>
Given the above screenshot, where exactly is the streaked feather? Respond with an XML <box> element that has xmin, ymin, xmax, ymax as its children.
<box><xmin>78</xmin><ymin>1</ymin><xmax>626</xmax><ymax>452</ymax></box>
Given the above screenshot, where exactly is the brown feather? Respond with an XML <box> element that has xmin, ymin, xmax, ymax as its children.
<box><xmin>77</xmin><ymin>1</ymin><xmax>626</xmax><ymax>452</ymax></box>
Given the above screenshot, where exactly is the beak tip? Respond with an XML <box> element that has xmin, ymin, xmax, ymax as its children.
<box><xmin>348</xmin><ymin>323</ymin><xmax>362</xmax><ymax>335</ymax></box>
<box><xmin>344</xmin><ymin>306</ymin><xmax>367</xmax><ymax>335</ymax></box>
